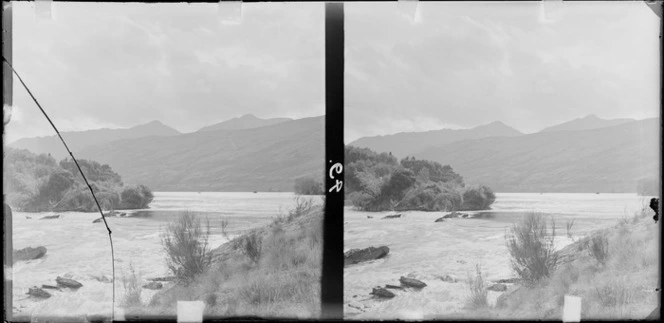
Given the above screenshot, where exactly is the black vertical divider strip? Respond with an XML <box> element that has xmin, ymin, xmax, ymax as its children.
<box><xmin>323</xmin><ymin>2</ymin><xmax>344</xmax><ymax>320</ymax></box>
<box><xmin>2</xmin><ymin>2</ymin><xmax>13</xmax><ymax>322</ymax></box>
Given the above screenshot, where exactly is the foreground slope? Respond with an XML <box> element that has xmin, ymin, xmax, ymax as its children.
<box><xmin>416</xmin><ymin>118</ymin><xmax>659</xmax><ymax>193</ymax></box>
<box><xmin>77</xmin><ymin>116</ymin><xmax>324</xmax><ymax>192</ymax></box>
<box><xmin>148</xmin><ymin>205</ymin><xmax>323</xmax><ymax>318</ymax></box>
<box><xmin>9</xmin><ymin>121</ymin><xmax>180</xmax><ymax>161</ymax></box>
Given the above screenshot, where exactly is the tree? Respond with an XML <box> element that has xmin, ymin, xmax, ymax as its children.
<box><xmin>294</xmin><ymin>176</ymin><xmax>324</xmax><ymax>195</ymax></box>
<box><xmin>121</xmin><ymin>185</ymin><xmax>154</xmax><ymax>209</ymax></box>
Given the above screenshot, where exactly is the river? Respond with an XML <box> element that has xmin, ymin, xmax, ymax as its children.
<box><xmin>11</xmin><ymin>192</ymin><xmax>308</xmax><ymax>320</ymax></box>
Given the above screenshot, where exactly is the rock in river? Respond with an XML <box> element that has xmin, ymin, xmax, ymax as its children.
<box><xmin>39</xmin><ymin>214</ymin><xmax>60</xmax><ymax>220</ymax></box>
<box><xmin>344</xmin><ymin>246</ymin><xmax>390</xmax><ymax>266</ymax></box>
<box><xmin>434</xmin><ymin>217</ymin><xmax>445</xmax><ymax>223</ymax></box>
<box><xmin>27</xmin><ymin>287</ymin><xmax>51</xmax><ymax>299</ymax></box>
<box><xmin>385</xmin><ymin>284</ymin><xmax>404</xmax><ymax>290</ymax></box>
<box><xmin>400</xmin><ymin>276</ymin><xmax>427</xmax><ymax>289</ymax></box>
<box><xmin>13</xmin><ymin>246</ymin><xmax>47</xmax><ymax>263</ymax></box>
<box><xmin>142</xmin><ymin>282</ymin><xmax>163</xmax><ymax>290</ymax></box>
<box><xmin>41</xmin><ymin>284</ymin><xmax>61</xmax><ymax>290</ymax></box>
<box><xmin>56</xmin><ymin>276</ymin><xmax>83</xmax><ymax>289</ymax></box>
<box><xmin>371</xmin><ymin>287</ymin><xmax>395</xmax><ymax>299</ymax></box>
<box><xmin>92</xmin><ymin>217</ymin><xmax>103</xmax><ymax>223</ymax></box>
<box><xmin>438</xmin><ymin>274</ymin><xmax>458</xmax><ymax>283</ymax></box>
<box><xmin>488</xmin><ymin>283</ymin><xmax>508</xmax><ymax>292</ymax></box>
<box><xmin>382</xmin><ymin>214</ymin><xmax>402</xmax><ymax>219</ymax></box>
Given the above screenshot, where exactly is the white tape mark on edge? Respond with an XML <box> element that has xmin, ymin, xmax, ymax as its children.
<box><xmin>34</xmin><ymin>0</ymin><xmax>53</xmax><ymax>21</ymax></box>
<box><xmin>177</xmin><ymin>301</ymin><xmax>205</xmax><ymax>323</ymax></box>
<box><xmin>218</xmin><ymin>1</ymin><xmax>243</xmax><ymax>25</ymax></box>
<box><xmin>563</xmin><ymin>295</ymin><xmax>582</xmax><ymax>322</ymax></box>
<box><xmin>397</xmin><ymin>0</ymin><xmax>418</xmax><ymax>23</ymax></box>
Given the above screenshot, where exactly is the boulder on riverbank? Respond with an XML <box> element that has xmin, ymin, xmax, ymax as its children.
<box><xmin>371</xmin><ymin>286</ymin><xmax>395</xmax><ymax>298</ymax></box>
<box><xmin>27</xmin><ymin>287</ymin><xmax>51</xmax><ymax>299</ymax></box>
<box><xmin>56</xmin><ymin>276</ymin><xmax>83</xmax><ymax>289</ymax></box>
<box><xmin>13</xmin><ymin>246</ymin><xmax>47</xmax><ymax>263</ymax></box>
<box><xmin>344</xmin><ymin>246</ymin><xmax>390</xmax><ymax>266</ymax></box>
<box><xmin>399</xmin><ymin>276</ymin><xmax>427</xmax><ymax>289</ymax></box>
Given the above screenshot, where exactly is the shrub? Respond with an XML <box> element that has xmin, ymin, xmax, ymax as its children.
<box><xmin>242</xmin><ymin>232</ymin><xmax>263</xmax><ymax>266</ymax></box>
<box><xmin>461</xmin><ymin>185</ymin><xmax>496</xmax><ymax>210</ymax></box>
<box><xmin>506</xmin><ymin>212</ymin><xmax>558</xmax><ymax>285</ymax></box>
<box><xmin>588</xmin><ymin>234</ymin><xmax>609</xmax><ymax>265</ymax></box>
<box><xmin>161</xmin><ymin>212</ymin><xmax>212</xmax><ymax>283</ymax></box>
<box><xmin>466</xmin><ymin>263</ymin><xmax>488</xmax><ymax>308</ymax></box>
<box><xmin>121</xmin><ymin>263</ymin><xmax>142</xmax><ymax>308</ymax></box>
<box><xmin>220</xmin><ymin>218</ymin><xmax>230</xmax><ymax>240</ymax></box>
<box><xmin>294</xmin><ymin>177</ymin><xmax>324</xmax><ymax>195</ymax></box>
<box><xmin>565</xmin><ymin>219</ymin><xmax>575</xmax><ymax>239</ymax></box>
<box><xmin>121</xmin><ymin>184</ymin><xmax>154</xmax><ymax>209</ymax></box>
<box><xmin>288</xmin><ymin>195</ymin><xmax>315</xmax><ymax>221</ymax></box>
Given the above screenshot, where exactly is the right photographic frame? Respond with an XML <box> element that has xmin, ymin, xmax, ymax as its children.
<box><xmin>343</xmin><ymin>1</ymin><xmax>661</xmax><ymax>320</ymax></box>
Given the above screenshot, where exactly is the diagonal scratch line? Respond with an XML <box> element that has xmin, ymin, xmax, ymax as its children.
<box><xmin>3</xmin><ymin>56</ymin><xmax>116</xmax><ymax>321</ymax></box>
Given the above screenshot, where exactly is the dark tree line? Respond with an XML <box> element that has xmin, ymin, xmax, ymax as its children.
<box><xmin>344</xmin><ymin>145</ymin><xmax>495</xmax><ymax>212</ymax></box>
<box><xmin>4</xmin><ymin>147</ymin><xmax>154</xmax><ymax>212</ymax></box>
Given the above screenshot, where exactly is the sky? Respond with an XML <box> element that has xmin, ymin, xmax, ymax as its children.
<box><xmin>345</xmin><ymin>1</ymin><xmax>661</xmax><ymax>142</ymax></box>
<box><xmin>5</xmin><ymin>2</ymin><xmax>324</xmax><ymax>143</ymax></box>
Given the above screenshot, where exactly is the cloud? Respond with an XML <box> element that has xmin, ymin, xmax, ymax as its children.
<box><xmin>345</xmin><ymin>1</ymin><xmax>660</xmax><ymax>139</ymax></box>
<box><xmin>8</xmin><ymin>2</ymin><xmax>324</xmax><ymax>142</ymax></box>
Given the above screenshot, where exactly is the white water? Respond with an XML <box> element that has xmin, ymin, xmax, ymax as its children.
<box><xmin>343</xmin><ymin>193</ymin><xmax>657</xmax><ymax>319</ymax></box>
<box><xmin>11</xmin><ymin>192</ymin><xmax>304</xmax><ymax>320</ymax></box>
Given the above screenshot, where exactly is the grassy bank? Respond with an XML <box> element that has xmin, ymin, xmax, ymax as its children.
<box><xmin>122</xmin><ymin>200</ymin><xmax>323</xmax><ymax>319</ymax></box>
<box><xmin>462</xmin><ymin>205</ymin><xmax>659</xmax><ymax>320</ymax></box>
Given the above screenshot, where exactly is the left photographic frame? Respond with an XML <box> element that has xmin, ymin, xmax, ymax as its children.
<box><xmin>2</xmin><ymin>1</ymin><xmax>326</xmax><ymax>321</ymax></box>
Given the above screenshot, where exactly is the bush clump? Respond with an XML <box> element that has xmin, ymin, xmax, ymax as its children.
<box><xmin>505</xmin><ymin>212</ymin><xmax>558</xmax><ymax>285</ymax></box>
<box><xmin>294</xmin><ymin>177</ymin><xmax>324</xmax><ymax>195</ymax></box>
<box><xmin>161</xmin><ymin>212</ymin><xmax>212</xmax><ymax>283</ymax></box>
<box><xmin>3</xmin><ymin>147</ymin><xmax>154</xmax><ymax>212</ymax></box>
<box><xmin>344</xmin><ymin>145</ymin><xmax>495</xmax><ymax>212</ymax></box>
<box><xmin>588</xmin><ymin>233</ymin><xmax>609</xmax><ymax>265</ymax></box>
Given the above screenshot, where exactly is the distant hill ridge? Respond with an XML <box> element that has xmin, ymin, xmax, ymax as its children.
<box><xmin>349</xmin><ymin>121</ymin><xmax>523</xmax><ymax>158</ymax></box>
<box><xmin>539</xmin><ymin>114</ymin><xmax>635</xmax><ymax>133</ymax></box>
<box><xmin>197</xmin><ymin>113</ymin><xmax>293</xmax><ymax>132</ymax></box>
<box><xmin>9</xmin><ymin>120</ymin><xmax>180</xmax><ymax>161</ymax></box>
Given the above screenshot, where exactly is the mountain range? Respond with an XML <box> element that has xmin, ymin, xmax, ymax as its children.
<box><xmin>8</xmin><ymin>114</ymin><xmax>658</xmax><ymax>193</ymax></box>
<box><xmin>75</xmin><ymin>116</ymin><xmax>324</xmax><ymax>192</ymax></box>
<box><xmin>348</xmin><ymin>121</ymin><xmax>523</xmax><ymax>158</ymax></box>
<box><xmin>539</xmin><ymin>114</ymin><xmax>635</xmax><ymax>133</ymax></box>
<box><xmin>8</xmin><ymin>120</ymin><xmax>180</xmax><ymax>161</ymax></box>
<box><xmin>349</xmin><ymin>115</ymin><xmax>660</xmax><ymax>193</ymax></box>
<box><xmin>197</xmin><ymin>114</ymin><xmax>292</xmax><ymax>132</ymax></box>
